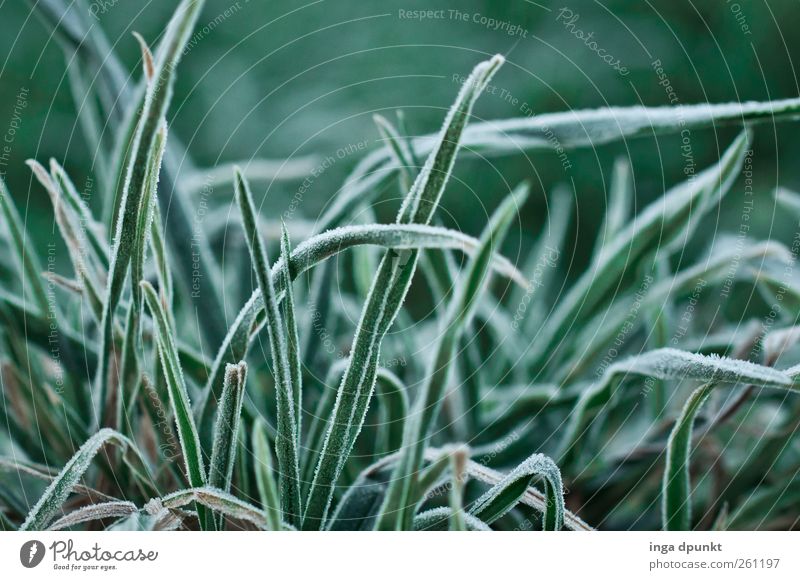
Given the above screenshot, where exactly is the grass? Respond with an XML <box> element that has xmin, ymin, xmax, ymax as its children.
<box><xmin>2</xmin><ymin>0</ymin><xmax>800</xmax><ymax>531</ymax></box>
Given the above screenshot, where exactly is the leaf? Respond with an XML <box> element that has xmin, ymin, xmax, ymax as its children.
<box><xmin>49</xmin><ymin>159</ymin><xmax>109</xmax><ymax>269</ymax></box>
<box><xmin>97</xmin><ymin>0</ymin><xmax>206</xmax><ymax>428</ymax></box>
<box><xmin>528</xmin><ymin>130</ymin><xmax>751</xmax><ymax>370</ymax></box>
<box><xmin>374</xmin><ymin>113</ymin><xmax>416</xmax><ymax>191</ymax></box>
<box><xmin>131</xmin><ymin>120</ymin><xmax>167</xmax><ymax>317</ymax></box>
<box><xmin>27</xmin><ymin>159</ymin><xmax>104</xmax><ymax>322</ymax></box>
<box><xmin>141</xmin><ymin>282</ymin><xmax>207</xmax><ymax>518</ymax></box>
<box><xmin>280</xmin><ymin>224</ymin><xmax>302</xmax><ymax>439</ymax></box>
<box><xmin>456</xmin><ymin>97</ymin><xmax>800</xmax><ymax>155</ymax></box>
<box><xmin>48</xmin><ymin>501</ymin><xmax>138</xmax><ymax>531</ymax></box>
<box><xmin>378</xmin><ymin>183</ymin><xmax>527</xmax><ymax>530</ymax></box>
<box><xmin>593</xmin><ymin>157</ymin><xmax>632</xmax><ymax>260</ymax></box>
<box><xmin>252</xmin><ymin>419</ymin><xmax>282</xmax><ymax>531</ymax></box>
<box><xmin>208</xmin><ymin>362</ymin><xmax>247</xmax><ymax>493</ymax></box>
<box><xmin>413</xmin><ymin>507</ymin><xmax>491</xmax><ymax>531</ymax></box>
<box><xmin>512</xmin><ymin>185</ymin><xmax>571</xmax><ymax>338</ymax></box>
<box><xmin>324</xmin><ymin>98</ymin><xmax>800</xmax><ymax>234</ymax></box>
<box><xmin>304</xmin><ymin>55</ymin><xmax>505</xmax><ymax>529</ymax></box>
<box><xmin>19</xmin><ymin>429</ymin><xmax>144</xmax><ymax>531</ymax></box>
<box><xmin>374</xmin><ymin>369</ymin><xmax>408</xmax><ymax>456</ymax></box>
<box><xmin>662</xmin><ymin>382</ymin><xmax>715</xmax><ymax>531</ymax></box>
<box><xmin>465</xmin><ymin>457</ymin><xmax>592</xmax><ymax>531</ymax></box>
<box><xmin>151</xmin><ymin>487</ymin><xmax>269</xmax><ymax>530</ymax></box>
<box><xmin>469</xmin><ymin>453</ymin><xmax>565</xmax><ymax>530</ymax></box>
<box><xmin>559</xmin><ymin>348</ymin><xmax>797</xmax><ymax>466</ymax></box>
<box><xmin>234</xmin><ymin>167</ymin><xmax>302</xmax><ymax>527</ymax></box>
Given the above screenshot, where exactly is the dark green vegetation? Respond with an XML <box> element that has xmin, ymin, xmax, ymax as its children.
<box><xmin>2</xmin><ymin>1</ymin><xmax>800</xmax><ymax>531</ymax></box>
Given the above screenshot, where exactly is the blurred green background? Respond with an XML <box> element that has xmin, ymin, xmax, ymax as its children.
<box><xmin>1</xmin><ymin>0</ymin><xmax>799</xmax><ymax>270</ymax></box>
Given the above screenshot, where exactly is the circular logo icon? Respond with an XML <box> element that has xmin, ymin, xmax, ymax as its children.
<box><xmin>20</xmin><ymin>540</ymin><xmax>46</xmax><ymax>568</ymax></box>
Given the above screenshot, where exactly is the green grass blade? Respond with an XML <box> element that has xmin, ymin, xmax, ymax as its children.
<box><xmin>280</xmin><ymin>224</ymin><xmax>302</xmax><ymax>439</ymax></box>
<box><xmin>153</xmin><ymin>487</ymin><xmax>270</xmax><ymax>530</ymax></box>
<box><xmin>378</xmin><ymin>183</ymin><xmax>527</xmax><ymax>530</ymax></box>
<box><xmin>529</xmin><ymin>130</ymin><xmax>751</xmax><ymax>370</ymax></box>
<box><xmin>234</xmin><ymin>167</ymin><xmax>302</xmax><ymax>527</ymax></box>
<box><xmin>457</xmin><ymin>97</ymin><xmax>800</xmax><ymax>154</ymax></box>
<box><xmin>49</xmin><ymin>159</ymin><xmax>109</xmax><ymax>270</ymax></box>
<box><xmin>374</xmin><ymin>113</ymin><xmax>416</xmax><ymax>192</ymax></box>
<box><xmin>140</xmin><ymin>282</ymin><xmax>207</xmax><ymax>494</ymax></box>
<box><xmin>662</xmin><ymin>382</ymin><xmax>715</xmax><ymax>531</ymax></box>
<box><xmin>469</xmin><ymin>453</ymin><xmax>565</xmax><ymax>530</ymax></box>
<box><xmin>131</xmin><ymin>120</ymin><xmax>167</xmax><ymax>318</ymax></box>
<box><xmin>252</xmin><ymin>419</ymin><xmax>282</xmax><ymax>531</ymax></box>
<box><xmin>48</xmin><ymin>501</ymin><xmax>138</xmax><ymax>531</ymax></box>
<box><xmin>593</xmin><ymin>157</ymin><xmax>632</xmax><ymax>260</ymax></box>
<box><xmin>208</xmin><ymin>362</ymin><xmax>247</xmax><ymax>492</ymax></box>
<box><xmin>97</xmin><ymin>0</ymin><xmax>205</xmax><ymax>428</ymax></box>
<box><xmin>27</xmin><ymin>160</ymin><xmax>104</xmax><ymax>322</ymax></box>
<box><xmin>374</xmin><ymin>369</ymin><xmax>408</xmax><ymax>456</ymax></box>
<box><xmin>19</xmin><ymin>429</ymin><xmax>143</xmax><ymax>531</ymax></box>
<box><xmin>414</xmin><ymin>508</ymin><xmax>491</xmax><ymax>531</ymax></box>
<box><xmin>304</xmin><ymin>55</ymin><xmax>504</xmax><ymax>529</ymax></box>
<box><xmin>559</xmin><ymin>348</ymin><xmax>797</xmax><ymax>466</ymax></box>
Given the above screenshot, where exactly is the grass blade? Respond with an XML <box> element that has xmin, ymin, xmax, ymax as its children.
<box><xmin>48</xmin><ymin>501</ymin><xmax>138</xmax><ymax>531</ymax></box>
<box><xmin>141</xmin><ymin>280</ymin><xmax>209</xmax><ymax>528</ymax></box>
<box><xmin>234</xmin><ymin>167</ymin><xmax>302</xmax><ymax>527</ymax></box>
<box><xmin>19</xmin><ymin>429</ymin><xmax>144</xmax><ymax>531</ymax></box>
<box><xmin>304</xmin><ymin>55</ymin><xmax>505</xmax><ymax>529</ymax></box>
<box><xmin>469</xmin><ymin>453</ymin><xmax>565</xmax><ymax>530</ymax></box>
<box><xmin>208</xmin><ymin>362</ymin><xmax>247</xmax><ymax>492</ymax></box>
<box><xmin>378</xmin><ymin>183</ymin><xmax>527</xmax><ymax>530</ymax></box>
<box><xmin>529</xmin><ymin>130</ymin><xmax>751</xmax><ymax>370</ymax></box>
<box><xmin>662</xmin><ymin>382</ymin><xmax>715</xmax><ymax>531</ymax></box>
<box><xmin>97</xmin><ymin>0</ymin><xmax>205</xmax><ymax>428</ymax></box>
<box><xmin>280</xmin><ymin>224</ymin><xmax>302</xmax><ymax>439</ymax></box>
<box><xmin>560</xmin><ymin>348</ymin><xmax>797</xmax><ymax>466</ymax></box>
<box><xmin>252</xmin><ymin>419</ymin><xmax>282</xmax><ymax>531</ymax></box>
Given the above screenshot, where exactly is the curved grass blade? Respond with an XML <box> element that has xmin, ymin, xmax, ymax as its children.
<box><xmin>414</xmin><ymin>507</ymin><xmax>491</xmax><ymax>531</ymax></box>
<box><xmin>304</xmin><ymin>55</ymin><xmax>505</xmax><ymax>529</ymax></box>
<box><xmin>19</xmin><ymin>429</ymin><xmax>146</xmax><ymax>531</ymax></box>
<box><xmin>48</xmin><ymin>501</ymin><xmax>138</xmax><ymax>531</ymax></box>
<box><xmin>151</xmin><ymin>487</ymin><xmax>269</xmax><ymax>530</ymax></box>
<box><xmin>559</xmin><ymin>348</ymin><xmax>797</xmax><ymax>466</ymax></box>
<box><xmin>322</xmin><ymin>98</ymin><xmax>800</xmax><ymax>234</ymax></box>
<box><xmin>469</xmin><ymin>453</ymin><xmax>564</xmax><ymax>530</ymax></box>
<box><xmin>662</xmin><ymin>382</ymin><xmax>715</xmax><ymax>531</ymax></box>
